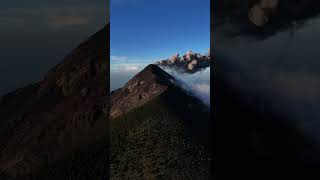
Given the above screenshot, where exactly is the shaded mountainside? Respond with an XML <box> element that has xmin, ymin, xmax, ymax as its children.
<box><xmin>0</xmin><ymin>25</ymin><xmax>109</xmax><ymax>179</ymax></box>
<box><xmin>110</xmin><ymin>65</ymin><xmax>211</xmax><ymax>179</ymax></box>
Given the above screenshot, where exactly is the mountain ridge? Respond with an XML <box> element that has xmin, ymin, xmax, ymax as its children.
<box><xmin>0</xmin><ymin>24</ymin><xmax>109</xmax><ymax>179</ymax></box>
<box><xmin>110</xmin><ymin>64</ymin><xmax>211</xmax><ymax>179</ymax></box>
<box><xmin>111</xmin><ymin>64</ymin><xmax>176</xmax><ymax>119</ymax></box>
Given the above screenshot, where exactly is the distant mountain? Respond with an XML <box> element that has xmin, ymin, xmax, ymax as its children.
<box><xmin>110</xmin><ymin>64</ymin><xmax>211</xmax><ymax>179</ymax></box>
<box><xmin>0</xmin><ymin>25</ymin><xmax>109</xmax><ymax>179</ymax></box>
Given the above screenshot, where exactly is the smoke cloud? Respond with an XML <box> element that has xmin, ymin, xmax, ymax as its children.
<box><xmin>215</xmin><ymin>15</ymin><xmax>320</xmax><ymax>140</ymax></box>
<box><xmin>162</xmin><ymin>66</ymin><xmax>210</xmax><ymax>107</ymax></box>
<box><xmin>215</xmin><ymin>0</ymin><xmax>320</xmax><ymax>39</ymax></box>
<box><xmin>155</xmin><ymin>50</ymin><xmax>210</xmax><ymax>74</ymax></box>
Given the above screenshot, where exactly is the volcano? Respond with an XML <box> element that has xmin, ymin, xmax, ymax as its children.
<box><xmin>110</xmin><ymin>64</ymin><xmax>211</xmax><ymax>179</ymax></box>
<box><xmin>111</xmin><ymin>64</ymin><xmax>175</xmax><ymax>118</ymax></box>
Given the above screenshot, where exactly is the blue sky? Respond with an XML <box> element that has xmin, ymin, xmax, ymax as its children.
<box><xmin>110</xmin><ymin>0</ymin><xmax>210</xmax><ymax>65</ymax></box>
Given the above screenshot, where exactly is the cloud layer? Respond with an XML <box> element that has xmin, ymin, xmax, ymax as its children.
<box><xmin>161</xmin><ymin>67</ymin><xmax>210</xmax><ymax>106</ymax></box>
<box><xmin>110</xmin><ymin>56</ymin><xmax>129</xmax><ymax>62</ymax></box>
<box><xmin>216</xmin><ymin>15</ymin><xmax>320</xmax><ymax>139</ymax></box>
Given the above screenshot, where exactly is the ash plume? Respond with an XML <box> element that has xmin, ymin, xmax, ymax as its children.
<box><xmin>215</xmin><ymin>0</ymin><xmax>320</xmax><ymax>39</ymax></box>
<box><xmin>155</xmin><ymin>50</ymin><xmax>211</xmax><ymax>74</ymax></box>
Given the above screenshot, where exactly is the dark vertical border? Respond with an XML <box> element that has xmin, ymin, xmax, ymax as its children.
<box><xmin>209</xmin><ymin>0</ymin><xmax>216</xmax><ymax>179</ymax></box>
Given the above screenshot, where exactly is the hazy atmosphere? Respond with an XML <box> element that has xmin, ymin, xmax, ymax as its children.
<box><xmin>0</xmin><ymin>0</ymin><xmax>107</xmax><ymax>95</ymax></box>
<box><xmin>215</xmin><ymin>11</ymin><xmax>320</xmax><ymax>140</ymax></box>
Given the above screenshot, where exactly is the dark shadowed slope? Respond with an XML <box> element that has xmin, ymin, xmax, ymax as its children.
<box><xmin>110</xmin><ymin>64</ymin><xmax>211</xmax><ymax>179</ymax></box>
<box><xmin>0</xmin><ymin>24</ymin><xmax>109</xmax><ymax>179</ymax></box>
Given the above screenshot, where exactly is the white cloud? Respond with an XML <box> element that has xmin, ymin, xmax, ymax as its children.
<box><xmin>191</xmin><ymin>83</ymin><xmax>210</xmax><ymax>106</ymax></box>
<box><xmin>124</xmin><ymin>66</ymin><xmax>139</xmax><ymax>71</ymax></box>
<box><xmin>163</xmin><ymin>67</ymin><xmax>210</xmax><ymax>106</ymax></box>
<box><xmin>193</xmin><ymin>84</ymin><xmax>210</xmax><ymax>94</ymax></box>
<box><xmin>111</xmin><ymin>63</ymin><xmax>146</xmax><ymax>73</ymax></box>
<box><xmin>110</xmin><ymin>55</ymin><xmax>129</xmax><ymax>61</ymax></box>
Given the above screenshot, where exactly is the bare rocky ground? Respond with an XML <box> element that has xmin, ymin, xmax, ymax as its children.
<box><xmin>111</xmin><ymin>64</ymin><xmax>174</xmax><ymax>119</ymax></box>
